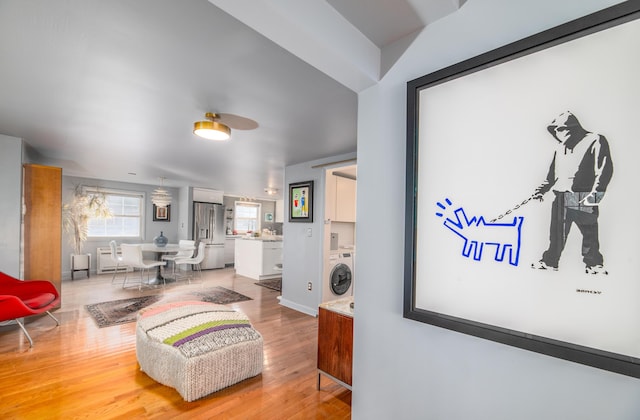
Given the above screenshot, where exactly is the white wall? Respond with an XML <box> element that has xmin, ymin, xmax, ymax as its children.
<box><xmin>0</xmin><ymin>134</ymin><xmax>23</xmax><ymax>278</ymax></box>
<box><xmin>281</xmin><ymin>152</ymin><xmax>356</xmax><ymax>315</ymax></box>
<box><xmin>178</xmin><ymin>185</ymin><xmax>191</xmax><ymax>241</ymax></box>
<box><xmin>352</xmin><ymin>1</ymin><xmax>640</xmax><ymax>419</ymax></box>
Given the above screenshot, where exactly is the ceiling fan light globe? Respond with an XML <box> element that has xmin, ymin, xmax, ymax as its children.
<box><xmin>193</xmin><ymin>120</ymin><xmax>231</xmax><ymax>140</ymax></box>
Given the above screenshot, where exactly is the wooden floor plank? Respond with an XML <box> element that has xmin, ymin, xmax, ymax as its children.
<box><xmin>0</xmin><ymin>268</ymin><xmax>351</xmax><ymax>418</ymax></box>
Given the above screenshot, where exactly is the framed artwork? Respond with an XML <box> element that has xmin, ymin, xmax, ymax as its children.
<box><xmin>265</xmin><ymin>212</ymin><xmax>274</xmax><ymax>222</ymax></box>
<box><xmin>153</xmin><ymin>204</ymin><xmax>170</xmax><ymax>222</ymax></box>
<box><xmin>289</xmin><ymin>181</ymin><xmax>314</xmax><ymax>222</ymax></box>
<box><xmin>404</xmin><ymin>3</ymin><xmax>640</xmax><ymax>378</ymax></box>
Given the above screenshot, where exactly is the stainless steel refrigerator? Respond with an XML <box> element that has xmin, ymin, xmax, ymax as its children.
<box><xmin>193</xmin><ymin>202</ymin><xmax>225</xmax><ymax>269</ymax></box>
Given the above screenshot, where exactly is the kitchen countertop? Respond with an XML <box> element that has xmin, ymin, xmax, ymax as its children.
<box><xmin>319</xmin><ymin>296</ymin><xmax>354</xmax><ymax>317</ymax></box>
<box><xmin>237</xmin><ymin>236</ymin><xmax>283</xmax><ymax>242</ymax></box>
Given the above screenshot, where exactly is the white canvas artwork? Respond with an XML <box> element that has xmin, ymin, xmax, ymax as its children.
<box><xmin>405</xmin><ymin>5</ymin><xmax>640</xmax><ymax>377</ymax></box>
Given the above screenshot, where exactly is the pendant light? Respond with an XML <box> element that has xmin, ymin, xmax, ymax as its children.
<box><xmin>151</xmin><ymin>177</ymin><xmax>172</xmax><ymax>208</ymax></box>
<box><xmin>193</xmin><ymin>112</ymin><xmax>231</xmax><ymax>141</ymax></box>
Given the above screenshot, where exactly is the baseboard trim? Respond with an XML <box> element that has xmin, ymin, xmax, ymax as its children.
<box><xmin>279</xmin><ymin>298</ymin><xmax>318</xmax><ymax>317</ymax></box>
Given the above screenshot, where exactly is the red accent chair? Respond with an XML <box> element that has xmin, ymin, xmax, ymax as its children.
<box><xmin>0</xmin><ymin>271</ymin><xmax>60</xmax><ymax>347</ymax></box>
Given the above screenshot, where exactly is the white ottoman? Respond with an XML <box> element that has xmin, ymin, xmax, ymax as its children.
<box><xmin>136</xmin><ymin>301</ymin><xmax>263</xmax><ymax>402</ymax></box>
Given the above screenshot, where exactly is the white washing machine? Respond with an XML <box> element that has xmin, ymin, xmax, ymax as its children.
<box><xmin>324</xmin><ymin>250</ymin><xmax>355</xmax><ymax>302</ymax></box>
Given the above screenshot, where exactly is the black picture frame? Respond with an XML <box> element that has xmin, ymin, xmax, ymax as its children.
<box><xmin>288</xmin><ymin>180</ymin><xmax>314</xmax><ymax>222</ymax></box>
<box><xmin>153</xmin><ymin>204</ymin><xmax>170</xmax><ymax>222</ymax></box>
<box><xmin>404</xmin><ymin>2</ymin><xmax>640</xmax><ymax>378</ymax></box>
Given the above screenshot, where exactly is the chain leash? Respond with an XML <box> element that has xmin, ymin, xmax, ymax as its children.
<box><xmin>489</xmin><ymin>194</ymin><xmax>537</xmax><ymax>223</ymax></box>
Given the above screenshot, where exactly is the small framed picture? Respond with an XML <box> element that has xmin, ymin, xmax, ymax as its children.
<box><xmin>153</xmin><ymin>204</ymin><xmax>170</xmax><ymax>222</ymax></box>
<box><xmin>289</xmin><ymin>180</ymin><xmax>313</xmax><ymax>223</ymax></box>
<box><xmin>265</xmin><ymin>212</ymin><xmax>274</xmax><ymax>222</ymax></box>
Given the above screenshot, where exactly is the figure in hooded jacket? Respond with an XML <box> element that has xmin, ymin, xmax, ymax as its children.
<box><xmin>531</xmin><ymin>111</ymin><xmax>613</xmax><ymax>274</ymax></box>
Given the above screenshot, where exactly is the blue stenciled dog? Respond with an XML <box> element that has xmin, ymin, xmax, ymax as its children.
<box><xmin>436</xmin><ymin>198</ymin><xmax>524</xmax><ymax>266</ymax></box>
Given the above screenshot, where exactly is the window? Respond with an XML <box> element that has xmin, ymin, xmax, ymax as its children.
<box><xmin>234</xmin><ymin>202</ymin><xmax>261</xmax><ymax>233</ymax></box>
<box><xmin>87</xmin><ymin>189</ymin><xmax>143</xmax><ymax>238</ymax></box>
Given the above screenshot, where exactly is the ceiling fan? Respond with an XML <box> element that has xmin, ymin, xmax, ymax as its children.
<box><xmin>193</xmin><ymin>112</ymin><xmax>259</xmax><ymax>140</ymax></box>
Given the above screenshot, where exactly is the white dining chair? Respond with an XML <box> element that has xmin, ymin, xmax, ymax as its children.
<box><xmin>109</xmin><ymin>240</ymin><xmax>125</xmax><ymax>284</ymax></box>
<box><xmin>174</xmin><ymin>242</ymin><xmax>206</xmax><ymax>284</ymax></box>
<box><xmin>120</xmin><ymin>244</ymin><xmax>166</xmax><ymax>289</ymax></box>
<box><xmin>161</xmin><ymin>239</ymin><xmax>195</xmax><ymax>277</ymax></box>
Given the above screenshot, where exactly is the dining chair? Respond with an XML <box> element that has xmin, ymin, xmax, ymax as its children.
<box><xmin>161</xmin><ymin>239</ymin><xmax>195</xmax><ymax>277</ymax></box>
<box><xmin>174</xmin><ymin>242</ymin><xmax>206</xmax><ymax>284</ymax></box>
<box><xmin>120</xmin><ymin>244</ymin><xmax>166</xmax><ymax>289</ymax></box>
<box><xmin>109</xmin><ymin>240</ymin><xmax>125</xmax><ymax>284</ymax></box>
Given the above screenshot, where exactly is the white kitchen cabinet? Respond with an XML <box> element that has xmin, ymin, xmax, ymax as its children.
<box><xmin>262</xmin><ymin>242</ymin><xmax>283</xmax><ymax>275</ymax></box>
<box><xmin>325</xmin><ymin>173</ymin><xmax>337</xmax><ymax>221</ymax></box>
<box><xmin>224</xmin><ymin>237</ymin><xmax>236</xmax><ymax>265</ymax></box>
<box><xmin>235</xmin><ymin>238</ymin><xmax>282</xmax><ymax>280</ymax></box>
<box><xmin>335</xmin><ymin>176</ymin><xmax>356</xmax><ymax>222</ymax></box>
<box><xmin>275</xmin><ymin>199</ymin><xmax>284</xmax><ymax>223</ymax></box>
<box><xmin>193</xmin><ymin>187</ymin><xmax>223</xmax><ymax>204</ymax></box>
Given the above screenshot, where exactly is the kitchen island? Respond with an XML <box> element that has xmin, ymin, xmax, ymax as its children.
<box><xmin>234</xmin><ymin>237</ymin><xmax>283</xmax><ymax>280</ymax></box>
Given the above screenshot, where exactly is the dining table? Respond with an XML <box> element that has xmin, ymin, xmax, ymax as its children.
<box><xmin>139</xmin><ymin>243</ymin><xmax>195</xmax><ymax>286</ymax></box>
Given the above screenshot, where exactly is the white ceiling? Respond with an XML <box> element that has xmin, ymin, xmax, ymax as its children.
<box><xmin>0</xmin><ymin>0</ymin><xmax>465</xmax><ymax>200</ymax></box>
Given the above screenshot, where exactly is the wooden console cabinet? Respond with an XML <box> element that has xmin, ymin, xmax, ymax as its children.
<box><xmin>317</xmin><ymin>305</ymin><xmax>353</xmax><ymax>389</ymax></box>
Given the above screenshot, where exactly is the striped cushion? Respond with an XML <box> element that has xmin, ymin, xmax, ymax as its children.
<box><xmin>137</xmin><ymin>301</ymin><xmax>261</xmax><ymax>358</ymax></box>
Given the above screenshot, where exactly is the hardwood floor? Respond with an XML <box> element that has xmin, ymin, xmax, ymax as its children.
<box><xmin>0</xmin><ymin>268</ymin><xmax>351</xmax><ymax>419</ymax></box>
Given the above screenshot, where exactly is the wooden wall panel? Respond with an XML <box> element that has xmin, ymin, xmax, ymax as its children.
<box><xmin>23</xmin><ymin>164</ymin><xmax>62</xmax><ymax>294</ymax></box>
